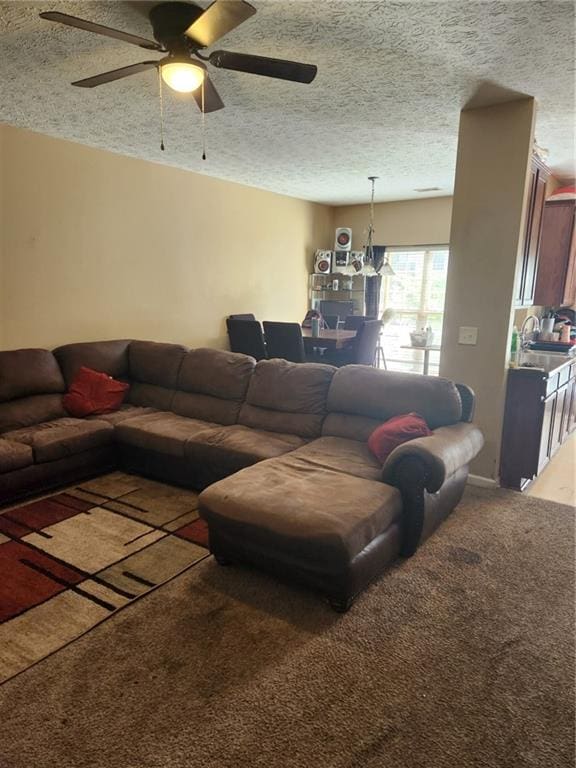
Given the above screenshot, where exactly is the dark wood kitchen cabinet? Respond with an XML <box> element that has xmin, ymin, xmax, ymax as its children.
<box><xmin>534</xmin><ymin>198</ymin><xmax>576</xmax><ymax>307</ymax></box>
<box><xmin>500</xmin><ymin>358</ymin><xmax>576</xmax><ymax>489</ymax></box>
<box><xmin>514</xmin><ymin>158</ymin><xmax>550</xmax><ymax>307</ymax></box>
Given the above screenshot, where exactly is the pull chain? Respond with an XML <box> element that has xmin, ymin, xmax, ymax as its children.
<box><xmin>158</xmin><ymin>66</ymin><xmax>165</xmax><ymax>151</ymax></box>
<box><xmin>201</xmin><ymin>78</ymin><xmax>206</xmax><ymax>160</ymax></box>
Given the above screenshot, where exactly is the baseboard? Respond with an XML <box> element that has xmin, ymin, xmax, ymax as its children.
<box><xmin>467</xmin><ymin>474</ymin><xmax>499</xmax><ymax>489</ymax></box>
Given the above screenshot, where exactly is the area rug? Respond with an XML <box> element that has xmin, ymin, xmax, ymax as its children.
<box><xmin>0</xmin><ymin>485</ymin><xmax>573</xmax><ymax>768</ymax></box>
<box><xmin>0</xmin><ymin>472</ymin><xmax>209</xmax><ymax>683</ymax></box>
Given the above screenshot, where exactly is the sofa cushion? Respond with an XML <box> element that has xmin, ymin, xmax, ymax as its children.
<box><xmin>115</xmin><ymin>412</ymin><xmax>221</xmax><ymax>458</ymax></box>
<box><xmin>128</xmin><ymin>341</ymin><xmax>188</xmax><ymax>388</ymax></box>
<box><xmin>238</xmin><ymin>359</ymin><xmax>335</xmax><ymax>438</ymax></box>
<box><xmin>199</xmin><ymin>457</ymin><xmax>402</xmax><ymax>565</ymax></box>
<box><xmin>0</xmin><ymin>349</ymin><xmax>64</xmax><ymax>402</ymax></box>
<box><xmin>172</xmin><ymin>348</ymin><xmax>255</xmax><ymax>425</ymax></box>
<box><xmin>128</xmin><ymin>341</ymin><xmax>188</xmax><ymax>411</ymax></box>
<box><xmin>4</xmin><ymin>418</ymin><xmax>114</xmax><ymax>464</ymax></box>
<box><xmin>0</xmin><ymin>439</ymin><xmax>34</xmax><ymax>474</ymax></box>
<box><xmin>184</xmin><ymin>424</ymin><xmax>306</xmax><ymax>476</ymax></box>
<box><xmin>86</xmin><ymin>405</ymin><xmax>157</xmax><ymax>426</ymax></box>
<box><xmin>0</xmin><ymin>395</ymin><xmax>67</xmax><ymax>434</ymax></box>
<box><xmin>323</xmin><ymin>366</ymin><xmax>463</xmax><ymax>440</ymax></box>
<box><xmin>288</xmin><ymin>436</ymin><xmax>382</xmax><ymax>482</ymax></box>
<box><xmin>53</xmin><ymin>340</ymin><xmax>131</xmax><ymax>387</ymax></box>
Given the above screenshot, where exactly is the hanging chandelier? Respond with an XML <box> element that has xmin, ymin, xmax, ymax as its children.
<box><xmin>365</xmin><ymin>176</ymin><xmax>394</xmax><ymax>276</ymax></box>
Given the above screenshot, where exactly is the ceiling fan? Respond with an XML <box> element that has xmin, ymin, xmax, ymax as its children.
<box><xmin>39</xmin><ymin>1</ymin><xmax>318</xmax><ymax>113</ymax></box>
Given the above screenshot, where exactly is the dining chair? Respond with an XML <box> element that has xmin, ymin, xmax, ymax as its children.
<box><xmin>322</xmin><ymin>314</ymin><xmax>340</xmax><ymax>330</ymax></box>
<box><xmin>319</xmin><ymin>300</ymin><xmax>355</xmax><ymax>321</ymax></box>
<box><xmin>327</xmin><ymin>319</ymin><xmax>382</xmax><ymax>367</ymax></box>
<box><xmin>226</xmin><ymin>318</ymin><xmax>267</xmax><ymax>361</ymax></box>
<box><xmin>374</xmin><ymin>308</ymin><xmax>394</xmax><ymax>369</ymax></box>
<box><xmin>228</xmin><ymin>313</ymin><xmax>256</xmax><ymax>321</ymax></box>
<box><xmin>263</xmin><ymin>321</ymin><xmax>306</xmax><ymax>363</ymax></box>
<box><xmin>343</xmin><ymin>315</ymin><xmax>376</xmax><ymax>331</ymax></box>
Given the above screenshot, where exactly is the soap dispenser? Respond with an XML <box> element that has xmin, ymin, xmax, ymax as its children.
<box><xmin>510</xmin><ymin>326</ymin><xmax>520</xmax><ymax>367</ymax></box>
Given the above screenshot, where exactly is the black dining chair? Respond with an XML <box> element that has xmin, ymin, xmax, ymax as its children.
<box><xmin>322</xmin><ymin>314</ymin><xmax>340</xmax><ymax>330</ymax></box>
<box><xmin>263</xmin><ymin>321</ymin><xmax>307</xmax><ymax>363</ymax></box>
<box><xmin>326</xmin><ymin>319</ymin><xmax>382</xmax><ymax>367</ymax></box>
<box><xmin>319</xmin><ymin>300</ymin><xmax>355</xmax><ymax>321</ymax></box>
<box><xmin>226</xmin><ymin>318</ymin><xmax>267</xmax><ymax>360</ymax></box>
<box><xmin>343</xmin><ymin>315</ymin><xmax>376</xmax><ymax>331</ymax></box>
<box><xmin>228</xmin><ymin>313</ymin><xmax>256</xmax><ymax>321</ymax></box>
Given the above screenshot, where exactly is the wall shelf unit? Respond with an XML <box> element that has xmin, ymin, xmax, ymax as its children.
<box><xmin>309</xmin><ymin>273</ymin><xmax>366</xmax><ymax>315</ymax></box>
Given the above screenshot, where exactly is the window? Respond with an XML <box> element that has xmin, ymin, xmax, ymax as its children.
<box><xmin>379</xmin><ymin>246</ymin><xmax>449</xmax><ymax>375</ymax></box>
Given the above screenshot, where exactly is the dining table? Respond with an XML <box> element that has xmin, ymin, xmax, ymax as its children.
<box><xmin>400</xmin><ymin>344</ymin><xmax>441</xmax><ymax>375</ymax></box>
<box><xmin>301</xmin><ymin>327</ymin><xmax>357</xmax><ymax>351</ymax></box>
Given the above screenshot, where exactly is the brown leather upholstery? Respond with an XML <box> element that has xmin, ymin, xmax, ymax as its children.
<box><xmin>0</xmin><ymin>439</ymin><xmax>34</xmax><ymax>474</ymax></box>
<box><xmin>0</xmin><ymin>349</ymin><xmax>64</xmax><ymax>402</ymax></box>
<box><xmin>381</xmin><ymin>422</ymin><xmax>484</xmax><ymax>493</ymax></box>
<box><xmin>5</xmin><ymin>418</ymin><xmax>114</xmax><ymax>464</ymax></box>
<box><xmin>199</xmin><ymin>456</ymin><xmax>402</xmax><ymax>605</ymax></box>
<box><xmin>54</xmin><ymin>340</ymin><xmax>131</xmax><ymax>386</ymax></box>
<box><xmin>0</xmin><ymin>336</ymin><xmax>483</xmax><ymax>613</ymax></box>
<box><xmin>0</xmin><ymin>446</ymin><xmax>116</xmax><ymax>506</ymax></box>
<box><xmin>239</xmin><ymin>359</ymin><xmax>335</xmax><ymax>438</ymax></box>
<box><xmin>173</xmin><ymin>348</ymin><xmax>255</xmax><ymax>425</ymax></box>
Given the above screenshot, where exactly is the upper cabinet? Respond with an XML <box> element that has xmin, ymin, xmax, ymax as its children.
<box><xmin>533</xmin><ymin>198</ymin><xmax>576</xmax><ymax>308</ymax></box>
<box><xmin>514</xmin><ymin>158</ymin><xmax>550</xmax><ymax>307</ymax></box>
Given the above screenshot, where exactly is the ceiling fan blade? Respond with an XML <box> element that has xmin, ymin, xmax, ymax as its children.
<box><xmin>185</xmin><ymin>0</ymin><xmax>256</xmax><ymax>48</ymax></box>
<box><xmin>39</xmin><ymin>11</ymin><xmax>162</xmax><ymax>51</ymax></box>
<box><xmin>72</xmin><ymin>61</ymin><xmax>158</xmax><ymax>88</ymax></box>
<box><xmin>209</xmin><ymin>50</ymin><xmax>317</xmax><ymax>83</ymax></box>
<box><xmin>193</xmin><ymin>75</ymin><xmax>225</xmax><ymax>113</ymax></box>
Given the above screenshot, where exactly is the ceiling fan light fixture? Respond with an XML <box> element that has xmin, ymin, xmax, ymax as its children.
<box><xmin>161</xmin><ymin>60</ymin><xmax>205</xmax><ymax>93</ymax></box>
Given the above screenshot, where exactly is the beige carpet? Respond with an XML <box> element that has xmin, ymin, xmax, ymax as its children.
<box><xmin>0</xmin><ymin>486</ymin><xmax>573</xmax><ymax>768</ymax></box>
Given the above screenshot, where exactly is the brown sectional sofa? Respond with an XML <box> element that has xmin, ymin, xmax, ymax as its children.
<box><xmin>0</xmin><ymin>339</ymin><xmax>484</xmax><ymax>609</ymax></box>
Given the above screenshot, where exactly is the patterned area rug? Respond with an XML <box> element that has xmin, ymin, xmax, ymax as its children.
<box><xmin>0</xmin><ymin>472</ymin><xmax>210</xmax><ymax>683</ymax></box>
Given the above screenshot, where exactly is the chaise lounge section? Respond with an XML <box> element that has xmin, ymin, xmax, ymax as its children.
<box><xmin>198</xmin><ymin>366</ymin><xmax>483</xmax><ymax>609</ymax></box>
<box><xmin>0</xmin><ymin>339</ymin><xmax>484</xmax><ymax>608</ymax></box>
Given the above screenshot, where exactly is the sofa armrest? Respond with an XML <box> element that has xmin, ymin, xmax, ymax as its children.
<box><xmin>381</xmin><ymin>422</ymin><xmax>484</xmax><ymax>494</ymax></box>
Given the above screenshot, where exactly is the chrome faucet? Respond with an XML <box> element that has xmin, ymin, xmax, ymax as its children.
<box><xmin>520</xmin><ymin>315</ymin><xmax>541</xmax><ymax>349</ymax></box>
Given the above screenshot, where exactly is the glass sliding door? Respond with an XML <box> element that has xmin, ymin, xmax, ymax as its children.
<box><xmin>379</xmin><ymin>246</ymin><xmax>449</xmax><ymax>375</ymax></box>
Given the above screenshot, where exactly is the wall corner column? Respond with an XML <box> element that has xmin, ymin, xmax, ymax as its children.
<box><xmin>439</xmin><ymin>97</ymin><xmax>536</xmax><ymax>481</ymax></box>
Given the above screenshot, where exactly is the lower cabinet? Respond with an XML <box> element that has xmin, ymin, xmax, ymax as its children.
<box><xmin>537</xmin><ymin>392</ymin><xmax>556</xmax><ymax>473</ymax></box>
<box><xmin>567</xmin><ymin>377</ymin><xmax>576</xmax><ymax>434</ymax></box>
<box><xmin>501</xmin><ymin>361</ymin><xmax>575</xmax><ymax>490</ymax></box>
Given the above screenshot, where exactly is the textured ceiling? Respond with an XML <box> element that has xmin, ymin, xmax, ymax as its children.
<box><xmin>0</xmin><ymin>0</ymin><xmax>574</xmax><ymax>204</ymax></box>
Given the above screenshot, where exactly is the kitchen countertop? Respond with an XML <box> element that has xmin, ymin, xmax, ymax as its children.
<box><xmin>513</xmin><ymin>350</ymin><xmax>576</xmax><ymax>377</ymax></box>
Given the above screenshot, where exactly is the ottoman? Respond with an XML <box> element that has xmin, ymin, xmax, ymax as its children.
<box><xmin>198</xmin><ymin>453</ymin><xmax>403</xmax><ymax>611</ymax></box>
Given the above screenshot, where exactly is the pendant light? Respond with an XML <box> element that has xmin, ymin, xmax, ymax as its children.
<box><xmin>365</xmin><ymin>176</ymin><xmax>394</xmax><ymax>276</ymax></box>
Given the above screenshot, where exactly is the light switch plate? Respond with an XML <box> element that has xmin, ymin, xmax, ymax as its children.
<box><xmin>458</xmin><ymin>326</ymin><xmax>478</xmax><ymax>345</ymax></box>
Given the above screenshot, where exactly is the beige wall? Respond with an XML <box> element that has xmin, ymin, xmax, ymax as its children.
<box><xmin>0</xmin><ymin>125</ymin><xmax>332</xmax><ymax>351</ymax></box>
<box><xmin>333</xmin><ymin>197</ymin><xmax>452</xmax><ymax>249</ymax></box>
<box><xmin>440</xmin><ymin>98</ymin><xmax>536</xmax><ymax>480</ymax></box>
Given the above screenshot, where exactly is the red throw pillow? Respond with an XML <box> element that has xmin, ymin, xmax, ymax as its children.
<box><xmin>368</xmin><ymin>412</ymin><xmax>432</xmax><ymax>463</ymax></box>
<box><xmin>63</xmin><ymin>366</ymin><xmax>129</xmax><ymax>417</ymax></box>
